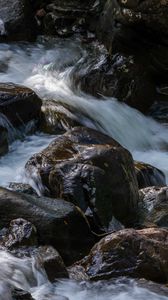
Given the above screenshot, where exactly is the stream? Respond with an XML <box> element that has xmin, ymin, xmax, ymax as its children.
<box><xmin>0</xmin><ymin>36</ymin><xmax>168</xmax><ymax>299</ymax></box>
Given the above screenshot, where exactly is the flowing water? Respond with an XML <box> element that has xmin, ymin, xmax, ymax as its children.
<box><xmin>0</xmin><ymin>36</ymin><xmax>168</xmax><ymax>298</ymax></box>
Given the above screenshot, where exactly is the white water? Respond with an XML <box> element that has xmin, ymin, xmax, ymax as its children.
<box><xmin>0</xmin><ymin>37</ymin><xmax>168</xmax><ymax>299</ymax></box>
<box><xmin>0</xmin><ymin>37</ymin><xmax>168</xmax><ymax>184</ymax></box>
<box><xmin>0</xmin><ymin>250</ymin><xmax>167</xmax><ymax>300</ymax></box>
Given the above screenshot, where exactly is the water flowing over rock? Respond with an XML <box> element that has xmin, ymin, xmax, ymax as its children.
<box><xmin>134</xmin><ymin>161</ymin><xmax>166</xmax><ymax>189</ymax></box>
<box><xmin>73</xmin><ymin>51</ymin><xmax>156</xmax><ymax>113</ymax></box>
<box><xmin>139</xmin><ymin>186</ymin><xmax>168</xmax><ymax>228</ymax></box>
<box><xmin>0</xmin><ymin>83</ymin><xmax>42</xmax><ymax>128</ymax></box>
<box><xmin>0</xmin><ymin>187</ymin><xmax>95</xmax><ymax>264</ymax></box>
<box><xmin>26</xmin><ymin>126</ymin><xmax>139</xmax><ymax>230</ymax></box>
<box><xmin>72</xmin><ymin>228</ymin><xmax>168</xmax><ymax>283</ymax></box>
<box><xmin>40</xmin><ymin>101</ymin><xmax>81</xmax><ymax>134</ymax></box>
<box><xmin>0</xmin><ymin>0</ymin><xmax>37</xmax><ymax>41</ymax></box>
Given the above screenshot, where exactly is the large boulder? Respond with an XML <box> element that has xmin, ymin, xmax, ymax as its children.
<box><xmin>73</xmin><ymin>51</ymin><xmax>156</xmax><ymax>113</ymax></box>
<box><xmin>0</xmin><ymin>0</ymin><xmax>37</xmax><ymax>41</ymax></box>
<box><xmin>139</xmin><ymin>186</ymin><xmax>168</xmax><ymax>228</ymax></box>
<box><xmin>26</xmin><ymin>127</ymin><xmax>139</xmax><ymax>229</ymax></box>
<box><xmin>134</xmin><ymin>161</ymin><xmax>166</xmax><ymax>189</ymax></box>
<box><xmin>72</xmin><ymin>228</ymin><xmax>168</xmax><ymax>283</ymax></box>
<box><xmin>0</xmin><ymin>187</ymin><xmax>95</xmax><ymax>264</ymax></box>
<box><xmin>0</xmin><ymin>83</ymin><xmax>42</xmax><ymax>127</ymax></box>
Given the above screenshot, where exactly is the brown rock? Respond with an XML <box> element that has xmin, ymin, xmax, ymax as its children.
<box><xmin>26</xmin><ymin>126</ymin><xmax>139</xmax><ymax>229</ymax></box>
<box><xmin>75</xmin><ymin>228</ymin><xmax>168</xmax><ymax>283</ymax></box>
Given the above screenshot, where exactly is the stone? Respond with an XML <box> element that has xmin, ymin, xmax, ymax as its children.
<box><xmin>0</xmin><ymin>126</ymin><xmax>8</xmax><ymax>156</ymax></box>
<box><xmin>26</xmin><ymin>126</ymin><xmax>139</xmax><ymax>229</ymax></box>
<box><xmin>73</xmin><ymin>49</ymin><xmax>156</xmax><ymax>113</ymax></box>
<box><xmin>0</xmin><ymin>0</ymin><xmax>37</xmax><ymax>41</ymax></box>
<box><xmin>9</xmin><ymin>183</ymin><xmax>38</xmax><ymax>196</ymax></box>
<box><xmin>139</xmin><ymin>186</ymin><xmax>168</xmax><ymax>228</ymax></box>
<box><xmin>0</xmin><ymin>83</ymin><xmax>42</xmax><ymax>127</ymax></box>
<box><xmin>134</xmin><ymin>161</ymin><xmax>166</xmax><ymax>189</ymax></box>
<box><xmin>74</xmin><ymin>227</ymin><xmax>168</xmax><ymax>283</ymax></box>
<box><xmin>0</xmin><ymin>187</ymin><xmax>95</xmax><ymax>264</ymax></box>
<box><xmin>0</xmin><ymin>218</ymin><xmax>37</xmax><ymax>249</ymax></box>
<box><xmin>40</xmin><ymin>100</ymin><xmax>81</xmax><ymax>134</ymax></box>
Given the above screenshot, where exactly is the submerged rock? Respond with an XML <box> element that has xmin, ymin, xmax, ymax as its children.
<box><xmin>26</xmin><ymin>126</ymin><xmax>139</xmax><ymax>229</ymax></box>
<box><xmin>9</xmin><ymin>183</ymin><xmax>38</xmax><ymax>196</ymax></box>
<box><xmin>12</xmin><ymin>290</ymin><xmax>34</xmax><ymax>300</ymax></box>
<box><xmin>139</xmin><ymin>186</ymin><xmax>168</xmax><ymax>228</ymax></box>
<box><xmin>0</xmin><ymin>83</ymin><xmax>42</xmax><ymax>128</ymax></box>
<box><xmin>74</xmin><ymin>227</ymin><xmax>168</xmax><ymax>283</ymax></box>
<box><xmin>0</xmin><ymin>187</ymin><xmax>95</xmax><ymax>264</ymax></box>
<box><xmin>0</xmin><ymin>126</ymin><xmax>8</xmax><ymax>156</ymax></box>
<box><xmin>134</xmin><ymin>161</ymin><xmax>166</xmax><ymax>189</ymax></box>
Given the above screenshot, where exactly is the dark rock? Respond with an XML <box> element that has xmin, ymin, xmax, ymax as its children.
<box><xmin>73</xmin><ymin>49</ymin><xmax>156</xmax><ymax>113</ymax></box>
<box><xmin>12</xmin><ymin>289</ymin><xmax>34</xmax><ymax>300</ymax></box>
<box><xmin>0</xmin><ymin>187</ymin><xmax>95</xmax><ymax>264</ymax></box>
<box><xmin>43</xmin><ymin>0</ymin><xmax>94</xmax><ymax>36</ymax></box>
<box><xmin>0</xmin><ymin>0</ymin><xmax>37</xmax><ymax>41</ymax></box>
<box><xmin>139</xmin><ymin>186</ymin><xmax>168</xmax><ymax>228</ymax></box>
<box><xmin>40</xmin><ymin>100</ymin><xmax>81</xmax><ymax>134</ymax></box>
<box><xmin>26</xmin><ymin>126</ymin><xmax>139</xmax><ymax>229</ymax></box>
<box><xmin>0</xmin><ymin>218</ymin><xmax>37</xmax><ymax>249</ymax></box>
<box><xmin>9</xmin><ymin>183</ymin><xmax>38</xmax><ymax>196</ymax></box>
<box><xmin>74</xmin><ymin>227</ymin><xmax>168</xmax><ymax>283</ymax></box>
<box><xmin>134</xmin><ymin>161</ymin><xmax>166</xmax><ymax>189</ymax></box>
<box><xmin>149</xmin><ymin>101</ymin><xmax>168</xmax><ymax>124</ymax></box>
<box><xmin>32</xmin><ymin>246</ymin><xmax>69</xmax><ymax>281</ymax></box>
<box><xmin>0</xmin><ymin>83</ymin><xmax>42</xmax><ymax>127</ymax></box>
<box><xmin>0</xmin><ymin>125</ymin><xmax>8</xmax><ymax>156</ymax></box>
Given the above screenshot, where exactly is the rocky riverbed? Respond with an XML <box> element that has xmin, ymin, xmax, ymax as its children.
<box><xmin>0</xmin><ymin>0</ymin><xmax>168</xmax><ymax>299</ymax></box>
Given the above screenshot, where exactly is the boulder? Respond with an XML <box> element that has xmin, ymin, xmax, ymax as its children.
<box><xmin>0</xmin><ymin>83</ymin><xmax>42</xmax><ymax>127</ymax></box>
<box><xmin>134</xmin><ymin>161</ymin><xmax>166</xmax><ymax>189</ymax></box>
<box><xmin>73</xmin><ymin>50</ymin><xmax>156</xmax><ymax>113</ymax></box>
<box><xmin>139</xmin><ymin>186</ymin><xmax>168</xmax><ymax>228</ymax></box>
<box><xmin>40</xmin><ymin>101</ymin><xmax>81</xmax><ymax>134</ymax></box>
<box><xmin>0</xmin><ymin>0</ymin><xmax>37</xmax><ymax>41</ymax></box>
<box><xmin>73</xmin><ymin>228</ymin><xmax>168</xmax><ymax>283</ymax></box>
<box><xmin>26</xmin><ymin>126</ymin><xmax>139</xmax><ymax>229</ymax></box>
<box><xmin>0</xmin><ymin>187</ymin><xmax>95</xmax><ymax>264</ymax></box>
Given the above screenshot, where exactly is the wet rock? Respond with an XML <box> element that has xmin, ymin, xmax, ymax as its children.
<box><xmin>73</xmin><ymin>51</ymin><xmax>156</xmax><ymax>113</ymax></box>
<box><xmin>0</xmin><ymin>0</ymin><xmax>37</xmax><ymax>41</ymax></box>
<box><xmin>26</xmin><ymin>126</ymin><xmax>139</xmax><ymax>229</ymax></box>
<box><xmin>139</xmin><ymin>186</ymin><xmax>168</xmax><ymax>228</ymax></box>
<box><xmin>134</xmin><ymin>161</ymin><xmax>166</xmax><ymax>189</ymax></box>
<box><xmin>32</xmin><ymin>246</ymin><xmax>69</xmax><ymax>281</ymax></box>
<box><xmin>0</xmin><ymin>218</ymin><xmax>37</xmax><ymax>249</ymax></box>
<box><xmin>43</xmin><ymin>0</ymin><xmax>94</xmax><ymax>36</ymax></box>
<box><xmin>75</xmin><ymin>228</ymin><xmax>168</xmax><ymax>283</ymax></box>
<box><xmin>149</xmin><ymin>101</ymin><xmax>168</xmax><ymax>124</ymax></box>
<box><xmin>0</xmin><ymin>83</ymin><xmax>42</xmax><ymax>127</ymax></box>
<box><xmin>40</xmin><ymin>100</ymin><xmax>81</xmax><ymax>134</ymax></box>
<box><xmin>12</xmin><ymin>289</ymin><xmax>34</xmax><ymax>300</ymax></box>
<box><xmin>9</xmin><ymin>183</ymin><xmax>38</xmax><ymax>196</ymax></box>
<box><xmin>0</xmin><ymin>126</ymin><xmax>8</xmax><ymax>156</ymax></box>
<box><xmin>0</xmin><ymin>187</ymin><xmax>95</xmax><ymax>264</ymax></box>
